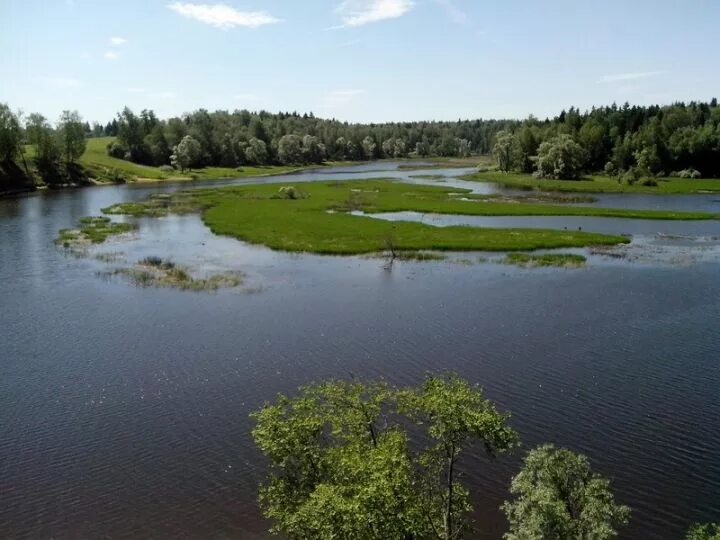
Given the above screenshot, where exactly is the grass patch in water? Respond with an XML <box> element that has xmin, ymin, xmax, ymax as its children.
<box><xmin>463</xmin><ymin>171</ymin><xmax>720</xmax><ymax>194</ymax></box>
<box><xmin>504</xmin><ymin>252</ymin><xmax>586</xmax><ymax>268</ymax></box>
<box><xmin>56</xmin><ymin>216</ymin><xmax>135</xmax><ymax>248</ymax></box>
<box><xmin>101</xmin><ymin>180</ymin><xmax>659</xmax><ymax>255</ymax></box>
<box><xmin>112</xmin><ymin>257</ymin><xmax>243</xmax><ymax>291</ymax></box>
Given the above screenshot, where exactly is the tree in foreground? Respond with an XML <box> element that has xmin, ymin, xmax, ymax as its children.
<box><xmin>502</xmin><ymin>444</ymin><xmax>630</xmax><ymax>540</ymax></box>
<box><xmin>687</xmin><ymin>523</ymin><xmax>720</xmax><ymax>540</ymax></box>
<box><xmin>251</xmin><ymin>374</ymin><xmax>518</xmax><ymax>539</ymax></box>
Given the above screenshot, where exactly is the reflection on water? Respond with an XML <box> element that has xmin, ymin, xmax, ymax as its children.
<box><xmin>2</xmin><ymin>163</ymin><xmax>720</xmax><ymax>540</ymax></box>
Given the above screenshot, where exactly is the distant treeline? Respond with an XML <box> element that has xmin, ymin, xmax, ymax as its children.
<box><xmin>2</xmin><ymin>99</ymin><xmax>720</xmax><ymax>184</ymax></box>
<box><xmin>99</xmin><ymin>99</ymin><xmax>720</xmax><ymax>177</ymax></box>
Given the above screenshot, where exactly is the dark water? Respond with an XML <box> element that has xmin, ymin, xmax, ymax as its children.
<box><xmin>2</xmin><ymin>164</ymin><xmax>720</xmax><ymax>539</ymax></box>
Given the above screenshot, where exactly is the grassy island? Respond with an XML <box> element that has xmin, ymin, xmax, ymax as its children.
<box><xmin>100</xmin><ymin>180</ymin><xmax>645</xmax><ymax>255</ymax></box>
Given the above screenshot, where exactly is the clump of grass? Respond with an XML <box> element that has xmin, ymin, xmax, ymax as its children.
<box><xmin>395</xmin><ymin>251</ymin><xmax>447</xmax><ymax>261</ymax></box>
<box><xmin>504</xmin><ymin>252</ymin><xmax>586</xmax><ymax>268</ymax></box>
<box><xmin>103</xmin><ymin>192</ymin><xmax>207</xmax><ymax>217</ymax></box>
<box><xmin>113</xmin><ymin>260</ymin><xmax>243</xmax><ymax>291</ymax></box>
<box><xmin>56</xmin><ymin>216</ymin><xmax>135</xmax><ymax>248</ymax></box>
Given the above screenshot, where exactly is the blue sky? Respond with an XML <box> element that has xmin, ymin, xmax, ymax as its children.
<box><xmin>2</xmin><ymin>0</ymin><xmax>719</xmax><ymax>124</ymax></box>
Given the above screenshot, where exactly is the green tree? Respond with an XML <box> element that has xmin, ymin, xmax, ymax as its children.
<box><xmin>493</xmin><ymin>130</ymin><xmax>515</xmax><ymax>172</ymax></box>
<box><xmin>362</xmin><ymin>136</ymin><xmax>377</xmax><ymax>159</ymax></box>
<box><xmin>170</xmin><ymin>135</ymin><xmax>201</xmax><ymax>172</ymax></box>
<box><xmin>536</xmin><ymin>134</ymin><xmax>586</xmax><ymax>179</ymax></box>
<box><xmin>252</xmin><ymin>375</ymin><xmax>517</xmax><ymax>540</ymax></box>
<box><xmin>245</xmin><ymin>137</ymin><xmax>268</xmax><ymax>165</ymax></box>
<box><xmin>0</xmin><ymin>103</ymin><xmax>22</xmax><ymax>163</ymax></box>
<box><xmin>502</xmin><ymin>444</ymin><xmax>630</xmax><ymax>540</ymax></box>
<box><xmin>399</xmin><ymin>375</ymin><xmax>519</xmax><ymax>539</ymax></box>
<box><xmin>57</xmin><ymin>110</ymin><xmax>87</xmax><ymax>165</ymax></box>
<box><xmin>278</xmin><ymin>134</ymin><xmax>303</xmax><ymax>164</ymax></box>
<box><xmin>26</xmin><ymin>113</ymin><xmax>60</xmax><ymax>167</ymax></box>
<box><xmin>687</xmin><ymin>523</ymin><xmax>720</xmax><ymax>540</ymax></box>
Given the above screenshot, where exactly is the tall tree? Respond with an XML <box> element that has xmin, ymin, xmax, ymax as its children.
<box><xmin>502</xmin><ymin>444</ymin><xmax>630</xmax><ymax>540</ymax></box>
<box><xmin>170</xmin><ymin>135</ymin><xmax>201</xmax><ymax>172</ymax></box>
<box><xmin>0</xmin><ymin>103</ymin><xmax>22</xmax><ymax>163</ymax></box>
<box><xmin>57</xmin><ymin>110</ymin><xmax>87</xmax><ymax>165</ymax></box>
<box><xmin>252</xmin><ymin>374</ymin><xmax>517</xmax><ymax>540</ymax></box>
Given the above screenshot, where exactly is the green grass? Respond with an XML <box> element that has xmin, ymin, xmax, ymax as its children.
<box><xmin>22</xmin><ymin>137</ymin><xmax>310</xmax><ymax>184</ymax></box>
<box><xmin>463</xmin><ymin>171</ymin><xmax>720</xmax><ymax>194</ymax></box>
<box><xmin>504</xmin><ymin>253</ymin><xmax>587</xmax><ymax>268</ymax></box>
<box><xmin>111</xmin><ymin>257</ymin><xmax>243</xmax><ymax>291</ymax></box>
<box><xmin>102</xmin><ymin>180</ymin><xmax>636</xmax><ymax>255</ymax></box>
<box><xmin>56</xmin><ymin>215</ymin><xmax>135</xmax><ymax>247</ymax></box>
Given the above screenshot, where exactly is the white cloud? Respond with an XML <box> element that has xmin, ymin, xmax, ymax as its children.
<box><xmin>167</xmin><ymin>2</ymin><xmax>281</xmax><ymax>29</ymax></box>
<box><xmin>598</xmin><ymin>71</ymin><xmax>665</xmax><ymax>83</ymax></box>
<box><xmin>323</xmin><ymin>89</ymin><xmax>365</xmax><ymax>107</ymax></box>
<box><xmin>39</xmin><ymin>76</ymin><xmax>82</xmax><ymax>89</ymax></box>
<box><xmin>434</xmin><ymin>0</ymin><xmax>468</xmax><ymax>25</ymax></box>
<box><xmin>127</xmin><ymin>87</ymin><xmax>146</xmax><ymax>93</ymax></box>
<box><xmin>335</xmin><ymin>0</ymin><xmax>414</xmax><ymax>27</ymax></box>
<box><xmin>104</xmin><ymin>51</ymin><xmax>120</xmax><ymax>60</ymax></box>
<box><xmin>110</xmin><ymin>36</ymin><xmax>128</xmax><ymax>46</ymax></box>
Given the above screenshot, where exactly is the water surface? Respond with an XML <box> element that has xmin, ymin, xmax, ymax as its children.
<box><xmin>2</xmin><ymin>164</ymin><xmax>719</xmax><ymax>539</ymax></box>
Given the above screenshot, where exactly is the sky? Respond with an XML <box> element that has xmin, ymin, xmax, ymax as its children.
<box><xmin>1</xmin><ymin>0</ymin><xmax>719</xmax><ymax>125</ymax></box>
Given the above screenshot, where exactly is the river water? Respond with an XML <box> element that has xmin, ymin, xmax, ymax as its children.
<box><xmin>1</xmin><ymin>164</ymin><xmax>719</xmax><ymax>539</ymax></box>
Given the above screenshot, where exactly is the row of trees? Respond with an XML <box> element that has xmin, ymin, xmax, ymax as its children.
<box><xmin>0</xmin><ymin>104</ymin><xmax>87</xmax><ymax>186</ymax></box>
<box><xmin>252</xmin><ymin>374</ymin><xmax>718</xmax><ymax>539</ymax></box>
<box><xmin>493</xmin><ymin>100</ymin><xmax>720</xmax><ymax>180</ymax></box>
<box><xmin>107</xmin><ymin>107</ymin><xmax>485</xmax><ymax>169</ymax></box>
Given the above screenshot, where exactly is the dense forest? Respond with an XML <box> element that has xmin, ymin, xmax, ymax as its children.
<box><xmin>1</xmin><ymin>99</ymin><xmax>719</xmax><ymax>189</ymax></box>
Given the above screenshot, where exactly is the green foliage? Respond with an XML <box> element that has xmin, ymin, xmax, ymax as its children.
<box><xmin>57</xmin><ymin>110</ymin><xmax>87</xmax><ymax>165</ymax></box>
<box><xmin>252</xmin><ymin>375</ymin><xmax>517</xmax><ymax>540</ymax></box>
<box><xmin>0</xmin><ymin>103</ymin><xmax>22</xmax><ymax>163</ymax></box>
<box><xmin>502</xmin><ymin>444</ymin><xmax>630</xmax><ymax>540</ymax></box>
<box><xmin>171</xmin><ymin>135</ymin><xmax>202</xmax><ymax>172</ymax></box>
<box><xmin>687</xmin><ymin>523</ymin><xmax>720</xmax><ymax>540</ymax></box>
<box><xmin>535</xmin><ymin>135</ymin><xmax>586</xmax><ymax>180</ymax></box>
<box><xmin>493</xmin><ymin>131</ymin><xmax>515</xmax><ymax>172</ymax></box>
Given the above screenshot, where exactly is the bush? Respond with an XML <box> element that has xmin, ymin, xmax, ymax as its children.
<box><xmin>275</xmin><ymin>186</ymin><xmax>308</xmax><ymax>200</ymax></box>
<box><xmin>621</xmin><ymin>167</ymin><xmax>640</xmax><ymax>186</ymax></box>
<box><xmin>604</xmin><ymin>161</ymin><xmax>617</xmax><ymax>176</ymax></box>
<box><xmin>641</xmin><ymin>178</ymin><xmax>658</xmax><ymax>187</ymax></box>
<box><xmin>158</xmin><ymin>165</ymin><xmax>175</xmax><ymax>173</ymax></box>
<box><xmin>678</xmin><ymin>168</ymin><xmax>702</xmax><ymax>179</ymax></box>
<box><xmin>107</xmin><ymin>142</ymin><xmax>127</xmax><ymax>158</ymax></box>
<box><xmin>535</xmin><ymin>135</ymin><xmax>586</xmax><ymax>180</ymax></box>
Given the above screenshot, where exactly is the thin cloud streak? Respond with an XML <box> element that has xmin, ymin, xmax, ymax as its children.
<box><xmin>167</xmin><ymin>2</ymin><xmax>281</xmax><ymax>29</ymax></box>
<box><xmin>322</xmin><ymin>89</ymin><xmax>365</xmax><ymax>107</ymax></box>
<box><xmin>598</xmin><ymin>71</ymin><xmax>666</xmax><ymax>83</ymax></box>
<box><xmin>110</xmin><ymin>36</ymin><xmax>128</xmax><ymax>45</ymax></box>
<box><xmin>434</xmin><ymin>0</ymin><xmax>468</xmax><ymax>25</ymax></box>
<box><xmin>335</xmin><ymin>0</ymin><xmax>414</xmax><ymax>27</ymax></box>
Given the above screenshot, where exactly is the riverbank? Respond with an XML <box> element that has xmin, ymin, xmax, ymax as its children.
<box><xmin>462</xmin><ymin>171</ymin><xmax>720</xmax><ymax>194</ymax></box>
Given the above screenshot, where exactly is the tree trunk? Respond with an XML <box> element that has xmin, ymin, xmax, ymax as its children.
<box><xmin>444</xmin><ymin>446</ymin><xmax>455</xmax><ymax>540</ymax></box>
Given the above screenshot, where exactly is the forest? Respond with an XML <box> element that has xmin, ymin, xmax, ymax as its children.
<box><xmin>1</xmin><ymin>99</ymin><xmax>719</xmax><ymax>191</ymax></box>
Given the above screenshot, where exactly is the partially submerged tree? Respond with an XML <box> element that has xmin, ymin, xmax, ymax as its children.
<box><xmin>252</xmin><ymin>374</ymin><xmax>518</xmax><ymax>540</ymax></box>
<box><xmin>502</xmin><ymin>444</ymin><xmax>630</xmax><ymax>540</ymax></box>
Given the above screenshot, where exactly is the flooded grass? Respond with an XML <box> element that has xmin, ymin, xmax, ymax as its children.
<box><xmin>99</xmin><ymin>180</ymin><xmax>649</xmax><ymax>255</ymax></box>
<box><xmin>464</xmin><ymin>171</ymin><xmax>720</xmax><ymax>195</ymax></box>
<box><xmin>504</xmin><ymin>253</ymin><xmax>587</xmax><ymax>268</ymax></box>
<box><xmin>110</xmin><ymin>257</ymin><xmax>243</xmax><ymax>291</ymax></box>
<box><xmin>56</xmin><ymin>216</ymin><xmax>136</xmax><ymax>249</ymax></box>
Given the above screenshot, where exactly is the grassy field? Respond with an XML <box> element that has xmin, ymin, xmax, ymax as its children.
<box><xmin>101</xmin><ymin>180</ymin><xmax>648</xmax><ymax>255</ymax></box>
<box><xmin>463</xmin><ymin>171</ymin><xmax>720</xmax><ymax>194</ymax></box>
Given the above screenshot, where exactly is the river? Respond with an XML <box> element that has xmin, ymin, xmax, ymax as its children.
<box><xmin>1</xmin><ymin>163</ymin><xmax>719</xmax><ymax>539</ymax></box>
